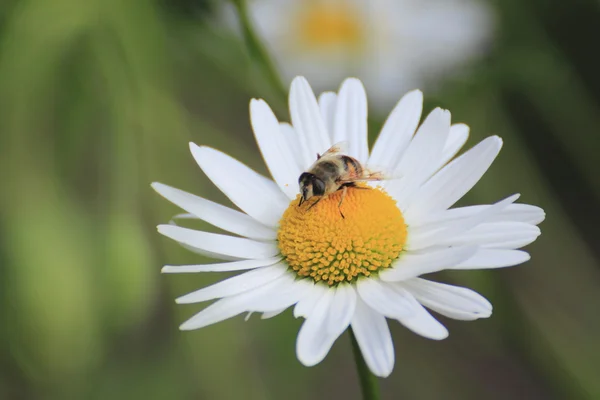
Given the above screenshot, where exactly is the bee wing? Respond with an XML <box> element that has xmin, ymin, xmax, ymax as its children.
<box><xmin>361</xmin><ymin>169</ymin><xmax>386</xmax><ymax>181</ymax></box>
<box><xmin>337</xmin><ymin>165</ymin><xmax>400</xmax><ymax>183</ymax></box>
<box><xmin>366</xmin><ymin>164</ymin><xmax>404</xmax><ymax>181</ymax></box>
<box><xmin>318</xmin><ymin>141</ymin><xmax>349</xmax><ymax>159</ymax></box>
<box><xmin>367</xmin><ymin>165</ymin><xmax>406</xmax><ymax>182</ymax></box>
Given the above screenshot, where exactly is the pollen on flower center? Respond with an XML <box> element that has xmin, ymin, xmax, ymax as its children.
<box><xmin>277</xmin><ymin>187</ymin><xmax>407</xmax><ymax>286</ymax></box>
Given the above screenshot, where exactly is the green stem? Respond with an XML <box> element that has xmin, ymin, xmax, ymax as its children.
<box><xmin>231</xmin><ymin>0</ymin><xmax>288</xmax><ymax>105</ymax></box>
<box><xmin>350</xmin><ymin>328</ymin><xmax>381</xmax><ymax>400</ymax></box>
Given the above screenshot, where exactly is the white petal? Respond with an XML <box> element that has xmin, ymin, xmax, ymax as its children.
<box><xmin>279</xmin><ymin>122</ymin><xmax>305</xmax><ymax>170</ymax></box>
<box><xmin>417</xmin><ymin>203</ymin><xmax>546</xmax><ymax>227</ymax></box>
<box><xmin>177</xmin><ymin>243</ymin><xmax>241</xmax><ymax>261</ymax></box>
<box><xmin>189</xmin><ymin>144</ymin><xmax>288</xmax><ymax>227</ymax></box>
<box><xmin>379</xmin><ymin>246</ymin><xmax>478</xmax><ymax>282</ymax></box>
<box><xmin>175</xmin><ymin>263</ymin><xmax>287</xmax><ymax>304</ymax></box>
<box><xmin>406</xmin><ymin>136</ymin><xmax>503</xmax><ymax>219</ymax></box>
<box><xmin>244</xmin><ymin>276</ymin><xmax>314</xmax><ymax>312</ymax></box>
<box><xmin>296</xmin><ymin>284</ymin><xmax>356</xmax><ymax>367</ymax></box>
<box><xmin>350</xmin><ymin>298</ymin><xmax>395</xmax><ymax>378</ymax></box>
<box><xmin>387</xmin><ymin>108</ymin><xmax>451</xmax><ymax>208</ymax></box>
<box><xmin>406</xmin><ymin>194</ymin><xmax>520</xmax><ymax>249</ymax></box>
<box><xmin>158</xmin><ymin>225</ymin><xmax>279</xmax><ymax>260</ymax></box>
<box><xmin>389</xmin><ymin>122</ymin><xmax>468</xmax><ymax>193</ymax></box>
<box><xmin>481</xmin><ymin>204</ymin><xmax>546</xmax><ymax>225</ymax></box>
<box><xmin>165</xmin><ymin>219</ymin><xmax>242</xmax><ymax>261</ymax></box>
<box><xmin>436</xmin><ymin>222</ymin><xmax>541</xmax><ymax>249</ymax></box>
<box><xmin>161</xmin><ymin>256</ymin><xmax>282</xmax><ymax>273</ymax></box>
<box><xmin>152</xmin><ymin>183</ymin><xmax>276</xmax><ymax>240</ymax></box>
<box><xmin>289</xmin><ymin>77</ymin><xmax>331</xmax><ymax>167</ymax></box>
<box><xmin>179</xmin><ymin>273</ymin><xmax>296</xmax><ymax>330</ymax></box>
<box><xmin>262</xmin><ymin>308</ymin><xmax>287</xmax><ymax>319</ymax></box>
<box><xmin>369</xmin><ymin>90</ymin><xmax>423</xmax><ymax>169</ymax></box>
<box><xmin>251</xmin><ymin>99</ymin><xmax>303</xmax><ymax>199</ymax></box>
<box><xmin>332</xmin><ymin>78</ymin><xmax>368</xmax><ymax>163</ymax></box>
<box><xmin>356</xmin><ymin>278</ymin><xmax>413</xmax><ymax>319</ymax></box>
<box><xmin>295</xmin><ymin>288</ymin><xmax>334</xmax><ymax>366</ymax></box>
<box><xmin>453</xmin><ymin>249</ymin><xmax>531</xmax><ymax>269</ymax></box>
<box><xmin>402</xmin><ymin>278</ymin><xmax>492</xmax><ymax>321</ymax></box>
<box><xmin>387</xmin><ymin>285</ymin><xmax>449</xmax><ymax>340</ymax></box>
<box><xmin>326</xmin><ymin>284</ymin><xmax>357</xmax><ymax>337</ymax></box>
<box><xmin>171</xmin><ymin>212</ymin><xmax>196</xmax><ymax>220</ymax></box>
<box><xmin>294</xmin><ymin>283</ymin><xmax>328</xmax><ymax>318</ymax></box>
<box><xmin>318</xmin><ymin>91</ymin><xmax>337</xmax><ymax>143</ymax></box>
<box><xmin>180</xmin><ymin>297</ymin><xmax>248</xmax><ymax>330</ymax></box>
<box><xmin>440</xmin><ymin>124</ymin><xmax>470</xmax><ymax>166</ymax></box>
<box><xmin>396</xmin><ymin>107</ymin><xmax>451</xmax><ymax>175</ymax></box>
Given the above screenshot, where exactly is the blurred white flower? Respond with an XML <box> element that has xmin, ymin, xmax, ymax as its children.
<box><xmin>238</xmin><ymin>0</ymin><xmax>493</xmax><ymax>108</ymax></box>
<box><xmin>153</xmin><ymin>77</ymin><xmax>543</xmax><ymax>378</ymax></box>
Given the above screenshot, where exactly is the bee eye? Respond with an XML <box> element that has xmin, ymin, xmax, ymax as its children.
<box><xmin>312</xmin><ymin>178</ymin><xmax>325</xmax><ymax>196</ymax></box>
<box><xmin>299</xmin><ymin>172</ymin><xmax>311</xmax><ymax>184</ymax></box>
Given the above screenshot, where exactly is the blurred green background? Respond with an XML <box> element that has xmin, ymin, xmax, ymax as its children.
<box><xmin>1</xmin><ymin>0</ymin><xmax>599</xmax><ymax>399</ymax></box>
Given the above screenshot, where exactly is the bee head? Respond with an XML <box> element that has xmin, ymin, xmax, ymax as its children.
<box><xmin>298</xmin><ymin>172</ymin><xmax>325</xmax><ymax>206</ymax></box>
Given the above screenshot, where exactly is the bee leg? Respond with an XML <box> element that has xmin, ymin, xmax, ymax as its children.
<box><xmin>307</xmin><ymin>197</ymin><xmax>322</xmax><ymax>211</ymax></box>
<box><xmin>298</xmin><ymin>196</ymin><xmax>304</xmax><ymax>206</ymax></box>
<box><xmin>338</xmin><ymin>186</ymin><xmax>347</xmax><ymax>219</ymax></box>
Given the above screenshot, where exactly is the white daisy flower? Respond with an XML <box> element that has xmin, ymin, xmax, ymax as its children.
<box><xmin>237</xmin><ymin>0</ymin><xmax>493</xmax><ymax>107</ymax></box>
<box><xmin>153</xmin><ymin>76</ymin><xmax>544</xmax><ymax>378</ymax></box>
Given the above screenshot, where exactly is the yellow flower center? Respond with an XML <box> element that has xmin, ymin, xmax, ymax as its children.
<box><xmin>277</xmin><ymin>187</ymin><xmax>407</xmax><ymax>286</ymax></box>
<box><xmin>296</xmin><ymin>2</ymin><xmax>364</xmax><ymax>49</ymax></box>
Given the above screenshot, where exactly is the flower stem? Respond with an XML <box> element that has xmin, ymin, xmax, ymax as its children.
<box><xmin>231</xmin><ymin>0</ymin><xmax>288</xmax><ymax>105</ymax></box>
<box><xmin>350</xmin><ymin>328</ymin><xmax>381</xmax><ymax>400</ymax></box>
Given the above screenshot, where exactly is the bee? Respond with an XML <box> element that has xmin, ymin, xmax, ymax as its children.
<box><xmin>298</xmin><ymin>142</ymin><xmax>384</xmax><ymax>217</ymax></box>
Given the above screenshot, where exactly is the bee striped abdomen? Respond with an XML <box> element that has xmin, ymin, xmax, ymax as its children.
<box><xmin>340</xmin><ymin>155</ymin><xmax>363</xmax><ymax>179</ymax></box>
